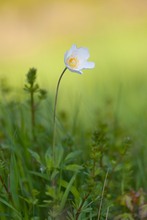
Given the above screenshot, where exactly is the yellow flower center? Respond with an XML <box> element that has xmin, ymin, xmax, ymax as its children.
<box><xmin>67</xmin><ymin>57</ymin><xmax>79</xmax><ymax>68</ymax></box>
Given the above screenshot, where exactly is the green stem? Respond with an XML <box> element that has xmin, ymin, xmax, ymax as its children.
<box><xmin>0</xmin><ymin>175</ymin><xmax>12</xmax><ymax>201</ymax></box>
<box><xmin>75</xmin><ymin>192</ymin><xmax>90</xmax><ymax>220</ymax></box>
<box><xmin>97</xmin><ymin>169</ymin><xmax>109</xmax><ymax>220</ymax></box>
<box><xmin>52</xmin><ymin>67</ymin><xmax>67</xmax><ymax>161</ymax></box>
<box><xmin>30</xmin><ymin>89</ymin><xmax>35</xmax><ymax>140</ymax></box>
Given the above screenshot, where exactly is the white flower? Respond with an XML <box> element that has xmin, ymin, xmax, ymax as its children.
<box><xmin>64</xmin><ymin>44</ymin><xmax>95</xmax><ymax>74</ymax></box>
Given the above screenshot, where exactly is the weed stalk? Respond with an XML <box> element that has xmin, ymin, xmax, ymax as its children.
<box><xmin>97</xmin><ymin>169</ymin><xmax>109</xmax><ymax>220</ymax></box>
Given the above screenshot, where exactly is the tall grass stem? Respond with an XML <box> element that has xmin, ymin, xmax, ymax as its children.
<box><xmin>97</xmin><ymin>169</ymin><xmax>109</xmax><ymax>220</ymax></box>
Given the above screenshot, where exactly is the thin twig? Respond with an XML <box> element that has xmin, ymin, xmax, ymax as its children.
<box><xmin>30</xmin><ymin>89</ymin><xmax>35</xmax><ymax>140</ymax></box>
<box><xmin>97</xmin><ymin>169</ymin><xmax>109</xmax><ymax>220</ymax></box>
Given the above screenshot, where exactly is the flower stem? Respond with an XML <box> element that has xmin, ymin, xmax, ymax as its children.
<box><xmin>52</xmin><ymin>67</ymin><xmax>67</xmax><ymax>161</ymax></box>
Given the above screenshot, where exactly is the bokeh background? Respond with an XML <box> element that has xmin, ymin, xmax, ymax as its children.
<box><xmin>0</xmin><ymin>0</ymin><xmax>147</xmax><ymax>127</ymax></box>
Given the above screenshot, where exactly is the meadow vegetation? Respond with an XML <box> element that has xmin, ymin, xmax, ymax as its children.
<box><xmin>0</xmin><ymin>65</ymin><xmax>147</xmax><ymax>220</ymax></box>
<box><xmin>0</xmin><ymin>1</ymin><xmax>147</xmax><ymax>219</ymax></box>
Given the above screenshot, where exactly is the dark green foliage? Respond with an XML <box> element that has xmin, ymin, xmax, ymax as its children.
<box><xmin>0</xmin><ymin>68</ymin><xmax>147</xmax><ymax>219</ymax></box>
<box><xmin>25</xmin><ymin>68</ymin><xmax>38</xmax><ymax>88</ymax></box>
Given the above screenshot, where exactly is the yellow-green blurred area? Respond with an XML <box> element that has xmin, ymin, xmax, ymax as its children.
<box><xmin>0</xmin><ymin>0</ymin><xmax>147</xmax><ymax>127</ymax></box>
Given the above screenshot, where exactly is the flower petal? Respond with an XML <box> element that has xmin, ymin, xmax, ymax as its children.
<box><xmin>66</xmin><ymin>65</ymin><xmax>83</xmax><ymax>74</ymax></box>
<box><xmin>77</xmin><ymin>47</ymin><xmax>90</xmax><ymax>60</ymax></box>
<box><xmin>77</xmin><ymin>61</ymin><xmax>95</xmax><ymax>70</ymax></box>
<box><xmin>64</xmin><ymin>44</ymin><xmax>95</xmax><ymax>73</ymax></box>
<box><xmin>83</xmin><ymin>61</ymin><xmax>95</xmax><ymax>69</ymax></box>
<box><xmin>64</xmin><ymin>44</ymin><xmax>77</xmax><ymax>60</ymax></box>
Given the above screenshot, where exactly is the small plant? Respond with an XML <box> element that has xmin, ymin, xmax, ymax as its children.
<box><xmin>24</xmin><ymin>67</ymin><xmax>47</xmax><ymax>139</ymax></box>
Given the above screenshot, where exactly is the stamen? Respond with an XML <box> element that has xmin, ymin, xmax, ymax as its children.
<box><xmin>67</xmin><ymin>57</ymin><xmax>79</xmax><ymax>68</ymax></box>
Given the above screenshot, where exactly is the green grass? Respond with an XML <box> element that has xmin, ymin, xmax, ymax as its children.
<box><xmin>0</xmin><ymin>64</ymin><xmax>147</xmax><ymax>219</ymax></box>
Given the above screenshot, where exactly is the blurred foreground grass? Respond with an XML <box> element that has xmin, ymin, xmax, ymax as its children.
<box><xmin>0</xmin><ymin>65</ymin><xmax>147</xmax><ymax>219</ymax></box>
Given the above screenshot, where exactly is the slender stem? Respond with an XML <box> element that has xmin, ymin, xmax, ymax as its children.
<box><xmin>52</xmin><ymin>67</ymin><xmax>67</xmax><ymax>160</ymax></box>
<box><xmin>97</xmin><ymin>169</ymin><xmax>109</xmax><ymax>220</ymax></box>
<box><xmin>0</xmin><ymin>175</ymin><xmax>12</xmax><ymax>200</ymax></box>
<box><xmin>105</xmin><ymin>205</ymin><xmax>111</xmax><ymax>220</ymax></box>
<box><xmin>30</xmin><ymin>89</ymin><xmax>35</xmax><ymax>140</ymax></box>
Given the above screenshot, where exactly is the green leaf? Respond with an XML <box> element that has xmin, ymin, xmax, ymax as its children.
<box><xmin>65</xmin><ymin>164</ymin><xmax>83</xmax><ymax>172</ymax></box>
<box><xmin>51</xmin><ymin>169</ymin><xmax>59</xmax><ymax>180</ymax></box>
<box><xmin>24</xmin><ymin>84</ymin><xmax>30</xmax><ymax>91</ymax></box>
<box><xmin>114</xmin><ymin>213</ymin><xmax>134</xmax><ymax>220</ymax></box>
<box><xmin>38</xmin><ymin>89</ymin><xmax>47</xmax><ymax>100</ymax></box>
<box><xmin>10</xmin><ymin>153</ymin><xmax>20</xmax><ymax>208</ymax></box>
<box><xmin>60</xmin><ymin>179</ymin><xmax>80</xmax><ymax>204</ymax></box>
<box><xmin>0</xmin><ymin>197</ymin><xmax>21</xmax><ymax>219</ymax></box>
<box><xmin>19</xmin><ymin>195</ymin><xmax>38</xmax><ymax>205</ymax></box>
<box><xmin>55</xmin><ymin>145</ymin><xmax>64</xmax><ymax>168</ymax></box>
<box><xmin>33</xmin><ymin>84</ymin><xmax>39</xmax><ymax>92</ymax></box>
<box><xmin>29</xmin><ymin>171</ymin><xmax>49</xmax><ymax>181</ymax></box>
<box><xmin>45</xmin><ymin>149</ymin><xmax>54</xmax><ymax>171</ymax></box>
<box><xmin>64</xmin><ymin>150</ymin><xmax>82</xmax><ymax>163</ymax></box>
<box><xmin>28</xmin><ymin>149</ymin><xmax>41</xmax><ymax>164</ymax></box>
<box><xmin>59</xmin><ymin>172</ymin><xmax>78</xmax><ymax>212</ymax></box>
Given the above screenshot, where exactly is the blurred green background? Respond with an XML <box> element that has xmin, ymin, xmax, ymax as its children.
<box><xmin>0</xmin><ymin>0</ymin><xmax>147</xmax><ymax>127</ymax></box>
